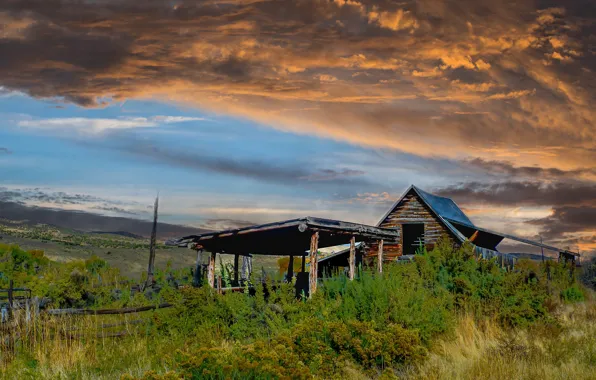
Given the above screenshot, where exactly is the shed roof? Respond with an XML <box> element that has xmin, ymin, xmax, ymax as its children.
<box><xmin>445</xmin><ymin>218</ymin><xmax>580</xmax><ymax>257</ymax></box>
<box><xmin>168</xmin><ymin>216</ymin><xmax>398</xmax><ymax>256</ymax></box>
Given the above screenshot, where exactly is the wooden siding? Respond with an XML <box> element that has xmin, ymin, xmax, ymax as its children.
<box><xmin>365</xmin><ymin>190</ymin><xmax>454</xmax><ymax>260</ymax></box>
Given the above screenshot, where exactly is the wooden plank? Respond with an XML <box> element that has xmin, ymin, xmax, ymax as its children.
<box><xmin>348</xmin><ymin>236</ymin><xmax>356</xmax><ymax>280</ymax></box>
<box><xmin>208</xmin><ymin>252</ymin><xmax>216</xmax><ymax>288</ymax></box>
<box><xmin>192</xmin><ymin>248</ymin><xmax>203</xmax><ymax>287</ymax></box>
<box><xmin>47</xmin><ymin>303</ymin><xmax>173</xmax><ymax>315</ymax></box>
<box><xmin>309</xmin><ymin>231</ymin><xmax>319</xmax><ymax>297</ymax></box>
<box><xmin>233</xmin><ymin>254</ymin><xmax>239</xmax><ymax>285</ymax></box>
<box><xmin>7</xmin><ymin>280</ymin><xmax>13</xmax><ymax>310</ymax></box>
<box><xmin>287</xmin><ymin>254</ymin><xmax>294</xmax><ymax>281</ymax></box>
<box><xmin>377</xmin><ymin>239</ymin><xmax>384</xmax><ymax>274</ymax></box>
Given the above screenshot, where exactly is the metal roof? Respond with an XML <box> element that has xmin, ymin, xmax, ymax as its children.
<box><xmin>376</xmin><ymin>185</ymin><xmax>473</xmax><ymax>242</ymax></box>
<box><xmin>414</xmin><ymin>186</ymin><xmax>474</xmax><ymax>226</ymax></box>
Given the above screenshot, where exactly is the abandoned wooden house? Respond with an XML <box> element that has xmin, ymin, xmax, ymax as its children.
<box><xmin>169</xmin><ymin>185</ymin><xmax>580</xmax><ymax>297</ymax></box>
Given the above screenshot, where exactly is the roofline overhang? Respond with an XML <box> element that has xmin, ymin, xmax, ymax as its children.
<box><xmin>445</xmin><ymin>218</ymin><xmax>580</xmax><ymax>257</ymax></box>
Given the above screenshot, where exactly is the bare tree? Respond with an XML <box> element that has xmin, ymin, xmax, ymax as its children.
<box><xmin>145</xmin><ymin>195</ymin><xmax>159</xmax><ymax>289</ymax></box>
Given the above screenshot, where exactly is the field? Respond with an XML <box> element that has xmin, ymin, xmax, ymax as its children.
<box><xmin>0</xmin><ymin>221</ymin><xmax>278</xmax><ymax>279</ymax></box>
<box><xmin>0</xmin><ymin>231</ymin><xmax>595</xmax><ymax>379</ymax></box>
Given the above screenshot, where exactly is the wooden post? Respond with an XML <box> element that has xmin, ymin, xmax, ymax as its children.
<box><xmin>192</xmin><ymin>248</ymin><xmax>203</xmax><ymax>287</ymax></box>
<box><xmin>217</xmin><ymin>276</ymin><xmax>222</xmax><ymax>294</ymax></box>
<box><xmin>287</xmin><ymin>254</ymin><xmax>294</xmax><ymax>281</ymax></box>
<box><xmin>208</xmin><ymin>252</ymin><xmax>216</xmax><ymax>288</ymax></box>
<box><xmin>348</xmin><ymin>236</ymin><xmax>356</xmax><ymax>280</ymax></box>
<box><xmin>233</xmin><ymin>254</ymin><xmax>239</xmax><ymax>285</ymax></box>
<box><xmin>301</xmin><ymin>255</ymin><xmax>306</xmax><ymax>273</ymax></box>
<box><xmin>377</xmin><ymin>239</ymin><xmax>384</xmax><ymax>274</ymax></box>
<box><xmin>309</xmin><ymin>231</ymin><xmax>319</xmax><ymax>297</ymax></box>
<box><xmin>7</xmin><ymin>280</ymin><xmax>13</xmax><ymax>316</ymax></box>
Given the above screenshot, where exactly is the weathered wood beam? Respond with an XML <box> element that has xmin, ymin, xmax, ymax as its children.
<box><xmin>233</xmin><ymin>254</ymin><xmax>239</xmax><ymax>285</ymax></box>
<box><xmin>287</xmin><ymin>254</ymin><xmax>294</xmax><ymax>281</ymax></box>
<box><xmin>377</xmin><ymin>239</ymin><xmax>384</xmax><ymax>274</ymax></box>
<box><xmin>309</xmin><ymin>231</ymin><xmax>319</xmax><ymax>297</ymax></box>
<box><xmin>192</xmin><ymin>248</ymin><xmax>203</xmax><ymax>287</ymax></box>
<box><xmin>208</xmin><ymin>252</ymin><xmax>216</xmax><ymax>288</ymax></box>
<box><xmin>349</xmin><ymin>236</ymin><xmax>356</xmax><ymax>280</ymax></box>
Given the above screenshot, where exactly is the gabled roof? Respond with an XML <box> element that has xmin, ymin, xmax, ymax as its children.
<box><xmin>376</xmin><ymin>185</ymin><xmax>472</xmax><ymax>242</ymax></box>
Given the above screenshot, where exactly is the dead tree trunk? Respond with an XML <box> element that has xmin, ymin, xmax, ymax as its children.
<box><xmin>144</xmin><ymin>195</ymin><xmax>159</xmax><ymax>289</ymax></box>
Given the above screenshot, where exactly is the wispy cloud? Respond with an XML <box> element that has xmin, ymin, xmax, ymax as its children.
<box><xmin>17</xmin><ymin>115</ymin><xmax>208</xmax><ymax>134</ymax></box>
<box><xmin>0</xmin><ymin>147</ymin><xmax>12</xmax><ymax>154</ymax></box>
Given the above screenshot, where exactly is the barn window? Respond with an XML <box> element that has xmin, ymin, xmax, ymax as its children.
<box><xmin>402</xmin><ymin>223</ymin><xmax>425</xmax><ymax>255</ymax></box>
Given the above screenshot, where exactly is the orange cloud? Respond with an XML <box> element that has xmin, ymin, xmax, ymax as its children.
<box><xmin>0</xmin><ymin>0</ymin><xmax>593</xmax><ymax>171</ymax></box>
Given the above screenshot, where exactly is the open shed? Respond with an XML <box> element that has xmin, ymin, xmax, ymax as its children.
<box><xmin>170</xmin><ymin>216</ymin><xmax>399</xmax><ymax>296</ymax></box>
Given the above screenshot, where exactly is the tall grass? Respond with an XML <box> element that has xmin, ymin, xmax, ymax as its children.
<box><xmin>410</xmin><ymin>299</ymin><xmax>596</xmax><ymax>380</ymax></box>
<box><xmin>1</xmin><ymin>239</ymin><xmax>593</xmax><ymax>379</ymax></box>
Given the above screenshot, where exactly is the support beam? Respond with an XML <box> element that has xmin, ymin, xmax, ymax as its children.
<box><xmin>233</xmin><ymin>254</ymin><xmax>239</xmax><ymax>286</ymax></box>
<box><xmin>301</xmin><ymin>255</ymin><xmax>306</xmax><ymax>273</ymax></box>
<box><xmin>192</xmin><ymin>248</ymin><xmax>203</xmax><ymax>287</ymax></box>
<box><xmin>208</xmin><ymin>252</ymin><xmax>217</xmax><ymax>288</ymax></box>
<box><xmin>309</xmin><ymin>231</ymin><xmax>319</xmax><ymax>297</ymax></box>
<box><xmin>287</xmin><ymin>254</ymin><xmax>294</xmax><ymax>281</ymax></box>
<box><xmin>348</xmin><ymin>236</ymin><xmax>356</xmax><ymax>280</ymax></box>
<box><xmin>377</xmin><ymin>239</ymin><xmax>384</xmax><ymax>274</ymax></box>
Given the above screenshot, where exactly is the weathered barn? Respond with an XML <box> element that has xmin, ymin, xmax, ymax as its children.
<box><xmin>365</xmin><ymin>185</ymin><xmax>579</xmax><ymax>265</ymax></box>
<box><xmin>169</xmin><ymin>184</ymin><xmax>580</xmax><ymax>296</ymax></box>
<box><xmin>365</xmin><ymin>185</ymin><xmax>474</xmax><ymax>260</ymax></box>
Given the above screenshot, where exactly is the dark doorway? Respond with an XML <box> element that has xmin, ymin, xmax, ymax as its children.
<box><xmin>402</xmin><ymin>224</ymin><xmax>425</xmax><ymax>255</ymax></box>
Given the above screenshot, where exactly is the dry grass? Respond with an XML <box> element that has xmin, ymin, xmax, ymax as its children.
<box><xmin>1</xmin><ymin>309</ymin><xmax>168</xmax><ymax>379</ymax></box>
<box><xmin>409</xmin><ymin>299</ymin><xmax>596</xmax><ymax>380</ymax></box>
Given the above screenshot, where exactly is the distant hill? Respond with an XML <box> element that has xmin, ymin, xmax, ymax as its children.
<box><xmin>0</xmin><ymin>201</ymin><xmax>209</xmax><ymax>239</ymax></box>
<box><xmin>90</xmin><ymin>231</ymin><xmax>146</xmax><ymax>239</ymax></box>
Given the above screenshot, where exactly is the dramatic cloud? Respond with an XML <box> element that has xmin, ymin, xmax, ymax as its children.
<box><xmin>0</xmin><ymin>1</ymin><xmax>594</xmax><ymax>168</ymax></box>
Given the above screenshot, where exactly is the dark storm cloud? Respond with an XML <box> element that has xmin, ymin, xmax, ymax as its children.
<box><xmin>435</xmin><ymin>181</ymin><xmax>596</xmax><ymax>207</ymax></box>
<box><xmin>0</xmin><ymin>0</ymin><xmax>594</xmax><ymax>168</ymax></box>
<box><xmin>529</xmin><ymin>206</ymin><xmax>596</xmax><ymax>238</ymax></box>
<box><xmin>463</xmin><ymin>158</ymin><xmax>596</xmax><ymax>180</ymax></box>
<box><xmin>436</xmin><ymin>180</ymin><xmax>596</xmax><ymax>255</ymax></box>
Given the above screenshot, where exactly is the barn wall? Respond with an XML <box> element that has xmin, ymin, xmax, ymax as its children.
<box><xmin>365</xmin><ymin>190</ymin><xmax>454</xmax><ymax>261</ymax></box>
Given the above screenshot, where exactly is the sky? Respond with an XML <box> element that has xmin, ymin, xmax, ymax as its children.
<box><xmin>0</xmin><ymin>0</ymin><xmax>594</xmax><ymax>256</ymax></box>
